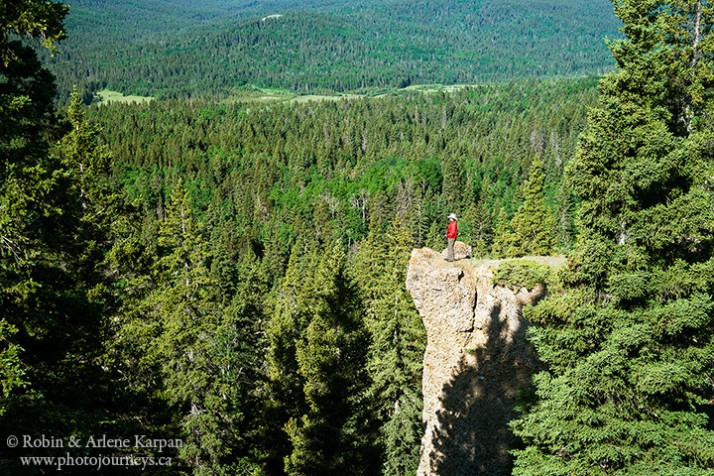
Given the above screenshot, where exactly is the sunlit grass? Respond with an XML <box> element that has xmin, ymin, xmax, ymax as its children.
<box><xmin>96</xmin><ymin>89</ymin><xmax>154</xmax><ymax>105</ymax></box>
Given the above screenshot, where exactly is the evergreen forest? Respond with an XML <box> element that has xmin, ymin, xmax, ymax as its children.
<box><xmin>1</xmin><ymin>1</ymin><xmax>713</xmax><ymax>475</ymax></box>
<box><xmin>45</xmin><ymin>0</ymin><xmax>622</xmax><ymax>99</ymax></box>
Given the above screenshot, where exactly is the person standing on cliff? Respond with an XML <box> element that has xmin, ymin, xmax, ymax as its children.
<box><xmin>444</xmin><ymin>213</ymin><xmax>458</xmax><ymax>262</ymax></box>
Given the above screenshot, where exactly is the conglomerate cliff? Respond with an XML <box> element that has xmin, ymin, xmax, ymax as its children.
<box><xmin>406</xmin><ymin>247</ymin><xmax>564</xmax><ymax>476</ymax></box>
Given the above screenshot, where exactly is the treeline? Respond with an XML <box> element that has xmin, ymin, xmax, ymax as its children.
<box><xmin>46</xmin><ymin>0</ymin><xmax>620</xmax><ymax>99</ymax></box>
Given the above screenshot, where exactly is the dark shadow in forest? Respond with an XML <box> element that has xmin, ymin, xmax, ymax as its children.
<box><xmin>428</xmin><ymin>302</ymin><xmax>540</xmax><ymax>475</ymax></box>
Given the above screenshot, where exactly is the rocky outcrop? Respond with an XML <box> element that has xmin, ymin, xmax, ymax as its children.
<box><xmin>406</xmin><ymin>248</ymin><xmax>564</xmax><ymax>476</ymax></box>
<box><xmin>440</xmin><ymin>240</ymin><xmax>472</xmax><ymax>261</ymax></box>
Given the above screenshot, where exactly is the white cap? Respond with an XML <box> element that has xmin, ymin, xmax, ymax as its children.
<box><xmin>448</xmin><ymin>213</ymin><xmax>457</xmax><ymax>220</ymax></box>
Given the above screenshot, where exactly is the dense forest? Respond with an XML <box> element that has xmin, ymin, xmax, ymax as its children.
<box><xmin>46</xmin><ymin>0</ymin><xmax>621</xmax><ymax>99</ymax></box>
<box><xmin>2</xmin><ymin>0</ymin><xmax>713</xmax><ymax>475</ymax></box>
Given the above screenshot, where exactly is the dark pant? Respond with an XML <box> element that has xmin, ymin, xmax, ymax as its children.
<box><xmin>447</xmin><ymin>238</ymin><xmax>455</xmax><ymax>261</ymax></box>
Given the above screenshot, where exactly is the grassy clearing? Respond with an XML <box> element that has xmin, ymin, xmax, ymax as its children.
<box><xmin>99</xmin><ymin>83</ymin><xmax>481</xmax><ymax>107</ymax></box>
<box><xmin>223</xmin><ymin>85</ymin><xmax>296</xmax><ymax>103</ymax></box>
<box><xmin>96</xmin><ymin>89</ymin><xmax>154</xmax><ymax>105</ymax></box>
<box><xmin>289</xmin><ymin>93</ymin><xmax>363</xmax><ymax>103</ymax></box>
<box><xmin>400</xmin><ymin>83</ymin><xmax>474</xmax><ymax>93</ymax></box>
<box><xmin>224</xmin><ymin>83</ymin><xmax>482</xmax><ymax>104</ymax></box>
<box><xmin>261</xmin><ymin>14</ymin><xmax>283</xmax><ymax>21</ymax></box>
<box><xmin>224</xmin><ymin>85</ymin><xmax>365</xmax><ymax>104</ymax></box>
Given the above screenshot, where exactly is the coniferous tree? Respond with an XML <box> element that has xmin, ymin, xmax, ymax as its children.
<box><xmin>264</xmin><ymin>247</ymin><xmax>312</xmax><ymax>474</ymax></box>
<box><xmin>58</xmin><ymin>86</ymin><xmax>119</xmax><ymax>282</ymax></box>
<box><xmin>151</xmin><ymin>180</ymin><xmax>227</xmax><ymax>469</ymax></box>
<box><xmin>512</xmin><ymin>1</ymin><xmax>714</xmax><ymax>474</ymax></box>
<box><xmin>200</xmin><ymin>250</ymin><xmax>268</xmax><ymax>473</ymax></box>
<box><xmin>509</xmin><ymin>156</ymin><xmax>556</xmax><ymax>256</ymax></box>
<box><xmin>0</xmin><ymin>321</ymin><xmax>23</xmax><ymax>417</ymax></box>
<box><xmin>491</xmin><ymin>208</ymin><xmax>518</xmax><ymax>258</ymax></box>
<box><xmin>425</xmin><ymin>221</ymin><xmax>445</xmax><ymax>252</ymax></box>
<box><xmin>465</xmin><ymin>201</ymin><xmax>493</xmax><ymax>258</ymax></box>
<box><xmin>106</xmin><ymin>181</ymin><xmax>245</xmax><ymax>471</ymax></box>
<box><xmin>280</xmin><ymin>243</ymin><xmax>378</xmax><ymax>476</ymax></box>
<box><xmin>0</xmin><ymin>1</ymin><xmax>117</xmax><ymax>458</ymax></box>
<box><xmin>0</xmin><ymin>1</ymin><xmax>69</xmax><ymax>417</ymax></box>
<box><xmin>442</xmin><ymin>155</ymin><xmax>464</xmax><ymax>212</ymax></box>
<box><xmin>554</xmin><ymin>181</ymin><xmax>576</xmax><ymax>251</ymax></box>
<box><xmin>353</xmin><ymin>220</ymin><xmax>426</xmax><ymax>476</ymax></box>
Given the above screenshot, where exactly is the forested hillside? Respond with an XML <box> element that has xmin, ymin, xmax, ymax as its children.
<box><xmin>2</xmin><ymin>0</ymin><xmax>713</xmax><ymax>475</ymax></box>
<box><xmin>93</xmin><ymin>78</ymin><xmax>594</xmax><ymax>248</ymax></box>
<box><xmin>47</xmin><ymin>0</ymin><xmax>621</xmax><ymax>99</ymax></box>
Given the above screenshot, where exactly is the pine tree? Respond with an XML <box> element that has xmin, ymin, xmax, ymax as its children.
<box><xmin>512</xmin><ymin>2</ymin><xmax>714</xmax><ymax>473</ymax></box>
<box><xmin>509</xmin><ymin>157</ymin><xmax>556</xmax><ymax>256</ymax></box>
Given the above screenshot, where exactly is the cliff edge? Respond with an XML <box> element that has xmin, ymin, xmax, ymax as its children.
<box><xmin>406</xmin><ymin>248</ymin><xmax>564</xmax><ymax>476</ymax></box>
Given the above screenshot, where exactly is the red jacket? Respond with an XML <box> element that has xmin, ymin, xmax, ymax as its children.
<box><xmin>446</xmin><ymin>220</ymin><xmax>458</xmax><ymax>239</ymax></box>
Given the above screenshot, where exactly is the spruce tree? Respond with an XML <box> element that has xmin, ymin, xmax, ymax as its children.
<box><xmin>263</xmin><ymin>247</ymin><xmax>312</xmax><ymax>474</ymax></box>
<box><xmin>57</xmin><ymin>86</ymin><xmax>119</xmax><ymax>284</ymax></box>
<box><xmin>512</xmin><ymin>1</ymin><xmax>714</xmax><ymax>474</ymax></box>
<box><xmin>353</xmin><ymin>220</ymin><xmax>426</xmax><ymax>476</ymax></box>
<box><xmin>509</xmin><ymin>156</ymin><xmax>556</xmax><ymax>256</ymax></box>
<box><xmin>0</xmin><ymin>0</ymin><xmax>116</xmax><ymax>454</ymax></box>
<box><xmin>0</xmin><ymin>321</ymin><xmax>23</xmax><ymax>417</ymax></box>
<box><xmin>491</xmin><ymin>208</ymin><xmax>518</xmax><ymax>258</ymax></box>
<box><xmin>426</xmin><ymin>221</ymin><xmax>445</xmax><ymax>252</ymax></box>
<box><xmin>285</xmin><ymin>243</ymin><xmax>377</xmax><ymax>476</ymax></box>
<box><xmin>442</xmin><ymin>155</ymin><xmax>464</xmax><ymax>212</ymax></box>
<box><xmin>465</xmin><ymin>201</ymin><xmax>493</xmax><ymax>258</ymax></box>
<box><xmin>554</xmin><ymin>181</ymin><xmax>576</xmax><ymax>251</ymax></box>
<box><xmin>267</xmin><ymin>243</ymin><xmax>378</xmax><ymax>476</ymax></box>
<box><xmin>107</xmin><ymin>181</ymin><xmax>252</xmax><ymax>471</ymax></box>
<box><xmin>152</xmin><ymin>180</ymin><xmax>229</xmax><ymax>469</ymax></box>
<box><xmin>198</xmin><ymin>250</ymin><xmax>268</xmax><ymax>473</ymax></box>
<box><xmin>0</xmin><ymin>1</ymin><xmax>69</xmax><ymax>416</ymax></box>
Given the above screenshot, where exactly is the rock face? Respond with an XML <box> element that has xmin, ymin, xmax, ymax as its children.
<box><xmin>406</xmin><ymin>248</ymin><xmax>562</xmax><ymax>476</ymax></box>
<box><xmin>440</xmin><ymin>240</ymin><xmax>472</xmax><ymax>260</ymax></box>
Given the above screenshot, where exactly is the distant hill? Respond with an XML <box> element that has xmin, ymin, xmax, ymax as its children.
<box><xmin>48</xmin><ymin>0</ymin><xmax>621</xmax><ymax>99</ymax></box>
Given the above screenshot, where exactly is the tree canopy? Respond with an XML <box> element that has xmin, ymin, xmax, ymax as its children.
<box><xmin>512</xmin><ymin>1</ymin><xmax>714</xmax><ymax>473</ymax></box>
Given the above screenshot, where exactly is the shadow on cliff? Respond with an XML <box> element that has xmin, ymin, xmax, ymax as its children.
<box><xmin>427</xmin><ymin>302</ymin><xmax>539</xmax><ymax>476</ymax></box>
